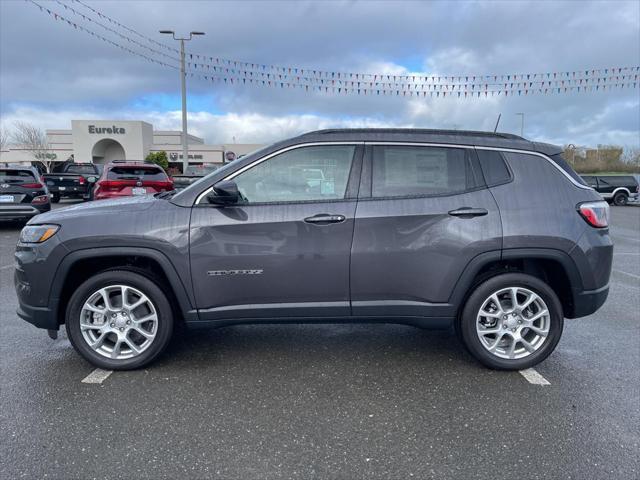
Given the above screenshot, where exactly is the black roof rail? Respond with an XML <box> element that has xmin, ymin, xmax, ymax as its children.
<box><xmin>305</xmin><ymin>128</ymin><xmax>525</xmax><ymax>140</ymax></box>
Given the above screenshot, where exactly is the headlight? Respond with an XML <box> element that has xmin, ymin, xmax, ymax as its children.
<box><xmin>19</xmin><ymin>225</ymin><xmax>59</xmax><ymax>244</ymax></box>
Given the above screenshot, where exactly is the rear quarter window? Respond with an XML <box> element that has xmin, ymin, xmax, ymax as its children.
<box><xmin>476</xmin><ymin>150</ymin><xmax>512</xmax><ymax>186</ymax></box>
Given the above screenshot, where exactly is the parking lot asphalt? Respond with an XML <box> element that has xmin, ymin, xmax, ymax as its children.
<box><xmin>1</xmin><ymin>201</ymin><xmax>638</xmax><ymax>480</ymax></box>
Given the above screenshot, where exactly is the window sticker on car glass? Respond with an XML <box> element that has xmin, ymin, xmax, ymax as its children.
<box><xmin>321</xmin><ymin>180</ymin><xmax>335</xmax><ymax>195</ymax></box>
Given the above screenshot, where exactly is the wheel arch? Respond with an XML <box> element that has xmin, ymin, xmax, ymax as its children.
<box><xmin>450</xmin><ymin>248</ymin><xmax>584</xmax><ymax>319</ymax></box>
<box><xmin>50</xmin><ymin>247</ymin><xmax>197</xmax><ymax>326</ymax></box>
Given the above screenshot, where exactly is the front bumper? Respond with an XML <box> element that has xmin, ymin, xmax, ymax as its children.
<box><xmin>16</xmin><ymin>301</ymin><xmax>58</xmax><ymax>330</ymax></box>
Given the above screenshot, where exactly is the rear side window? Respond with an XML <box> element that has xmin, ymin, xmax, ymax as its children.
<box><xmin>476</xmin><ymin>150</ymin><xmax>511</xmax><ymax>186</ymax></box>
<box><xmin>371</xmin><ymin>146</ymin><xmax>479</xmax><ymax>197</ymax></box>
<box><xmin>0</xmin><ymin>169</ymin><xmax>37</xmax><ymax>183</ymax></box>
<box><xmin>598</xmin><ymin>176</ymin><xmax>637</xmax><ymax>187</ymax></box>
<box><xmin>549</xmin><ymin>153</ymin><xmax>587</xmax><ymax>186</ymax></box>
<box><xmin>107</xmin><ymin>167</ymin><xmax>167</xmax><ymax>181</ymax></box>
<box><xmin>66</xmin><ymin>165</ymin><xmax>97</xmax><ymax>175</ymax></box>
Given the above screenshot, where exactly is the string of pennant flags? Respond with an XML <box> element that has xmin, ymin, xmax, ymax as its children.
<box><xmin>30</xmin><ymin>0</ymin><xmax>640</xmax><ymax>98</ymax></box>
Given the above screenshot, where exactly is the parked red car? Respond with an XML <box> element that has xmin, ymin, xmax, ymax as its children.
<box><xmin>93</xmin><ymin>161</ymin><xmax>173</xmax><ymax>200</ymax></box>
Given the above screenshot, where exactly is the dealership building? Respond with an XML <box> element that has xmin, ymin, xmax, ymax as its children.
<box><xmin>0</xmin><ymin>120</ymin><xmax>263</xmax><ymax>170</ymax></box>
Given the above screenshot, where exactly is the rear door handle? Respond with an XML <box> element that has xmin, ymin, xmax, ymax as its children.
<box><xmin>304</xmin><ymin>214</ymin><xmax>346</xmax><ymax>225</ymax></box>
<box><xmin>448</xmin><ymin>207</ymin><xmax>488</xmax><ymax>217</ymax></box>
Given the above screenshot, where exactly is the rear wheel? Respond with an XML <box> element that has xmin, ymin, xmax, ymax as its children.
<box><xmin>613</xmin><ymin>192</ymin><xmax>628</xmax><ymax>206</ymax></box>
<box><xmin>458</xmin><ymin>273</ymin><xmax>563</xmax><ymax>370</ymax></box>
<box><xmin>51</xmin><ymin>193</ymin><xmax>60</xmax><ymax>203</ymax></box>
<box><xmin>65</xmin><ymin>270</ymin><xmax>174</xmax><ymax>370</ymax></box>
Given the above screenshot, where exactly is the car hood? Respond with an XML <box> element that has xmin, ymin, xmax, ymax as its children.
<box><xmin>29</xmin><ymin>195</ymin><xmax>157</xmax><ymax>224</ymax></box>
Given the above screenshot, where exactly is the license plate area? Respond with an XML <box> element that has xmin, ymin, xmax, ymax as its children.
<box><xmin>132</xmin><ymin>187</ymin><xmax>146</xmax><ymax>195</ymax></box>
<box><xmin>0</xmin><ymin>195</ymin><xmax>14</xmax><ymax>203</ymax></box>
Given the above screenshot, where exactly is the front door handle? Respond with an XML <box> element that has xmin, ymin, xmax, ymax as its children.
<box><xmin>304</xmin><ymin>214</ymin><xmax>346</xmax><ymax>225</ymax></box>
<box><xmin>448</xmin><ymin>207</ymin><xmax>488</xmax><ymax>218</ymax></box>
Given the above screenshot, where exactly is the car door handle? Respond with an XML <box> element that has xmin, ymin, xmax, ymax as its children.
<box><xmin>448</xmin><ymin>207</ymin><xmax>488</xmax><ymax>217</ymax></box>
<box><xmin>304</xmin><ymin>214</ymin><xmax>346</xmax><ymax>224</ymax></box>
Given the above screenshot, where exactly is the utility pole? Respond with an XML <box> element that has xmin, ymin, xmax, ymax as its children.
<box><xmin>515</xmin><ymin>113</ymin><xmax>525</xmax><ymax>137</ymax></box>
<box><xmin>159</xmin><ymin>30</ymin><xmax>205</xmax><ymax>173</ymax></box>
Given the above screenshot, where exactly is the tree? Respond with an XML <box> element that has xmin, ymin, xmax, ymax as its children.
<box><xmin>0</xmin><ymin>123</ymin><xmax>9</xmax><ymax>154</ymax></box>
<box><xmin>145</xmin><ymin>151</ymin><xmax>169</xmax><ymax>171</ymax></box>
<box><xmin>11</xmin><ymin>121</ymin><xmax>57</xmax><ymax>172</ymax></box>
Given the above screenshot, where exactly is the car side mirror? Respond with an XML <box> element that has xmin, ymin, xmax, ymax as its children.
<box><xmin>207</xmin><ymin>180</ymin><xmax>240</xmax><ymax>205</ymax></box>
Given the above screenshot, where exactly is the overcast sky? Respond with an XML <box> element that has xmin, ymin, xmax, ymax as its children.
<box><xmin>1</xmin><ymin>0</ymin><xmax>639</xmax><ymax>147</ymax></box>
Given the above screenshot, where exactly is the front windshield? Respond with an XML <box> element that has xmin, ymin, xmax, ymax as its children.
<box><xmin>179</xmin><ymin>144</ymin><xmax>274</xmax><ymax>194</ymax></box>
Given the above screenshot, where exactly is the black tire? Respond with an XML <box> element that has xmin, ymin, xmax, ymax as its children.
<box><xmin>65</xmin><ymin>270</ymin><xmax>174</xmax><ymax>370</ymax></box>
<box><xmin>458</xmin><ymin>273</ymin><xmax>563</xmax><ymax>370</ymax></box>
<box><xmin>51</xmin><ymin>193</ymin><xmax>60</xmax><ymax>203</ymax></box>
<box><xmin>613</xmin><ymin>192</ymin><xmax>628</xmax><ymax>206</ymax></box>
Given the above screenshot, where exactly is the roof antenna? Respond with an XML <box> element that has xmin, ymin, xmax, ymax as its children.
<box><xmin>493</xmin><ymin>113</ymin><xmax>501</xmax><ymax>133</ymax></box>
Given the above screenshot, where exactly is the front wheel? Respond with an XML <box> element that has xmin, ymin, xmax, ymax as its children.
<box><xmin>458</xmin><ymin>273</ymin><xmax>563</xmax><ymax>370</ymax></box>
<box><xmin>65</xmin><ymin>270</ymin><xmax>174</xmax><ymax>370</ymax></box>
<box><xmin>613</xmin><ymin>192</ymin><xmax>628</xmax><ymax>206</ymax></box>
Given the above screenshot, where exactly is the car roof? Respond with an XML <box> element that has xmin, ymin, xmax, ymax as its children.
<box><xmin>288</xmin><ymin>128</ymin><xmax>563</xmax><ymax>155</ymax></box>
<box><xmin>0</xmin><ymin>164</ymin><xmax>37</xmax><ymax>172</ymax></box>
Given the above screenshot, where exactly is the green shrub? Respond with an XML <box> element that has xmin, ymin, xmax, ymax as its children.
<box><xmin>145</xmin><ymin>151</ymin><xmax>169</xmax><ymax>171</ymax></box>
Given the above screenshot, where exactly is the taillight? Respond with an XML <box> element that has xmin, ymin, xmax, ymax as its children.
<box><xmin>97</xmin><ymin>180</ymin><xmax>129</xmax><ymax>191</ymax></box>
<box><xmin>578</xmin><ymin>201</ymin><xmax>609</xmax><ymax>228</ymax></box>
<box><xmin>31</xmin><ymin>195</ymin><xmax>49</xmax><ymax>205</ymax></box>
<box><xmin>78</xmin><ymin>176</ymin><xmax>86</xmax><ymax>185</ymax></box>
<box><xmin>22</xmin><ymin>183</ymin><xmax>44</xmax><ymax>189</ymax></box>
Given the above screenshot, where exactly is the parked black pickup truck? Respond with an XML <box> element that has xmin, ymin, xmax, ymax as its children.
<box><xmin>171</xmin><ymin>164</ymin><xmax>219</xmax><ymax>190</ymax></box>
<box><xmin>44</xmin><ymin>163</ymin><xmax>100</xmax><ymax>203</ymax></box>
<box><xmin>580</xmin><ymin>174</ymin><xmax>639</xmax><ymax>206</ymax></box>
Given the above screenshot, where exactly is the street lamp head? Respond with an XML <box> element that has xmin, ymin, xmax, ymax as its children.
<box><xmin>159</xmin><ymin>30</ymin><xmax>174</xmax><ymax>35</ymax></box>
<box><xmin>190</xmin><ymin>31</ymin><xmax>205</xmax><ymax>36</ymax></box>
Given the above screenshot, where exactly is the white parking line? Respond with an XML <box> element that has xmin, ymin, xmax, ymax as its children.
<box><xmin>519</xmin><ymin>368</ymin><xmax>551</xmax><ymax>385</ymax></box>
<box><xmin>0</xmin><ymin>264</ymin><xmax>14</xmax><ymax>270</ymax></box>
<box><xmin>613</xmin><ymin>269</ymin><xmax>640</xmax><ymax>281</ymax></box>
<box><xmin>81</xmin><ymin>369</ymin><xmax>113</xmax><ymax>384</ymax></box>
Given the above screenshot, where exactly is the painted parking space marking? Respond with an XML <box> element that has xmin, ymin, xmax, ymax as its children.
<box><xmin>613</xmin><ymin>269</ymin><xmax>640</xmax><ymax>281</ymax></box>
<box><xmin>81</xmin><ymin>368</ymin><xmax>113</xmax><ymax>384</ymax></box>
<box><xmin>519</xmin><ymin>368</ymin><xmax>551</xmax><ymax>385</ymax></box>
<box><xmin>0</xmin><ymin>264</ymin><xmax>14</xmax><ymax>270</ymax></box>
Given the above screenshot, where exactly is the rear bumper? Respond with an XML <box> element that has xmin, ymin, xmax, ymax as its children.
<box><xmin>0</xmin><ymin>205</ymin><xmax>42</xmax><ymax>219</ymax></box>
<box><xmin>49</xmin><ymin>186</ymin><xmax>89</xmax><ymax>195</ymax></box>
<box><xmin>569</xmin><ymin>284</ymin><xmax>609</xmax><ymax>319</ymax></box>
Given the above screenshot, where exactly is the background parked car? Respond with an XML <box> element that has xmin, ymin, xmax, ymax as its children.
<box><xmin>93</xmin><ymin>161</ymin><xmax>173</xmax><ymax>200</ymax></box>
<box><xmin>581</xmin><ymin>174</ymin><xmax>639</xmax><ymax>206</ymax></box>
<box><xmin>44</xmin><ymin>162</ymin><xmax>100</xmax><ymax>203</ymax></box>
<box><xmin>171</xmin><ymin>164</ymin><xmax>219</xmax><ymax>190</ymax></box>
<box><xmin>0</xmin><ymin>164</ymin><xmax>51</xmax><ymax>221</ymax></box>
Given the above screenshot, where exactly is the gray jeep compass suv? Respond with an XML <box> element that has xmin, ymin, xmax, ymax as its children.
<box><xmin>14</xmin><ymin>129</ymin><xmax>612</xmax><ymax>371</ymax></box>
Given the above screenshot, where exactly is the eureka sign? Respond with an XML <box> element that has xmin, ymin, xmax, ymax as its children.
<box><xmin>88</xmin><ymin>125</ymin><xmax>126</xmax><ymax>134</ymax></box>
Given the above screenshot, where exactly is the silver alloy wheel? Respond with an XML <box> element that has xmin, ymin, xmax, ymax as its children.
<box><xmin>79</xmin><ymin>284</ymin><xmax>158</xmax><ymax>360</ymax></box>
<box><xmin>475</xmin><ymin>286</ymin><xmax>550</xmax><ymax>360</ymax></box>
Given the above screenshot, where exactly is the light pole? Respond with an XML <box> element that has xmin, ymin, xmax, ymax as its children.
<box><xmin>515</xmin><ymin>112</ymin><xmax>525</xmax><ymax>137</ymax></box>
<box><xmin>159</xmin><ymin>30</ymin><xmax>205</xmax><ymax>173</ymax></box>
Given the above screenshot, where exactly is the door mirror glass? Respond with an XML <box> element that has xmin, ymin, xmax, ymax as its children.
<box><xmin>208</xmin><ymin>180</ymin><xmax>240</xmax><ymax>205</ymax></box>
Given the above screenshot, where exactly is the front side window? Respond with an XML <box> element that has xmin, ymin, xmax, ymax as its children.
<box><xmin>372</xmin><ymin>146</ymin><xmax>478</xmax><ymax>197</ymax></box>
<box><xmin>232</xmin><ymin>145</ymin><xmax>355</xmax><ymax>203</ymax></box>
